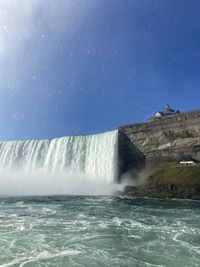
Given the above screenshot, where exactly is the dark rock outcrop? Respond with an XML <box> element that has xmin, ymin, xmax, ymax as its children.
<box><xmin>122</xmin><ymin>165</ymin><xmax>200</xmax><ymax>200</ymax></box>
<box><xmin>118</xmin><ymin>131</ymin><xmax>145</xmax><ymax>182</ymax></box>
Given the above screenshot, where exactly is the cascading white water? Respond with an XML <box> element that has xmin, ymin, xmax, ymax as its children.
<box><xmin>0</xmin><ymin>130</ymin><xmax>118</xmax><ymax>185</ymax></box>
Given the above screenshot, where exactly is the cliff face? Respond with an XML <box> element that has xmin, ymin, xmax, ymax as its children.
<box><xmin>118</xmin><ymin>109</ymin><xmax>200</xmax><ymax>177</ymax></box>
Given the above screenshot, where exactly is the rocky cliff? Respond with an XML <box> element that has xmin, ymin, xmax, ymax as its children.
<box><xmin>118</xmin><ymin>109</ymin><xmax>200</xmax><ymax>178</ymax></box>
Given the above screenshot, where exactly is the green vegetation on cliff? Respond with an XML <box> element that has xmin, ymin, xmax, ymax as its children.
<box><xmin>153</xmin><ymin>165</ymin><xmax>200</xmax><ymax>186</ymax></box>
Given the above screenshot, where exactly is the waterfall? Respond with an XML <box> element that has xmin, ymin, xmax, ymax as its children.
<box><xmin>0</xmin><ymin>130</ymin><xmax>118</xmax><ymax>184</ymax></box>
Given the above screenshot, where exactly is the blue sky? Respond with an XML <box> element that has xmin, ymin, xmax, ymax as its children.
<box><xmin>0</xmin><ymin>0</ymin><xmax>200</xmax><ymax>140</ymax></box>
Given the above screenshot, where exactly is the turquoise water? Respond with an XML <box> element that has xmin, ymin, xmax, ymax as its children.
<box><xmin>0</xmin><ymin>196</ymin><xmax>200</xmax><ymax>267</ymax></box>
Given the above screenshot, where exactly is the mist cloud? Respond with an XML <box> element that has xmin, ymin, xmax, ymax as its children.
<box><xmin>0</xmin><ymin>169</ymin><xmax>122</xmax><ymax>196</ymax></box>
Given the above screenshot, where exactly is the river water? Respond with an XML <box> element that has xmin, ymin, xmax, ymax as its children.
<box><xmin>0</xmin><ymin>196</ymin><xmax>199</xmax><ymax>267</ymax></box>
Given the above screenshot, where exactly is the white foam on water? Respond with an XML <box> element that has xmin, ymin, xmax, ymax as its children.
<box><xmin>0</xmin><ymin>130</ymin><xmax>119</xmax><ymax>196</ymax></box>
<box><xmin>1</xmin><ymin>250</ymin><xmax>82</xmax><ymax>267</ymax></box>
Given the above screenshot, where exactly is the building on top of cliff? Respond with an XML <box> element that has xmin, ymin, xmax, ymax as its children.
<box><xmin>149</xmin><ymin>105</ymin><xmax>181</xmax><ymax>121</ymax></box>
<box><xmin>163</xmin><ymin>104</ymin><xmax>178</xmax><ymax>115</ymax></box>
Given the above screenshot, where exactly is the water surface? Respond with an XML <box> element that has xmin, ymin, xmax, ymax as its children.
<box><xmin>0</xmin><ymin>196</ymin><xmax>199</xmax><ymax>266</ymax></box>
